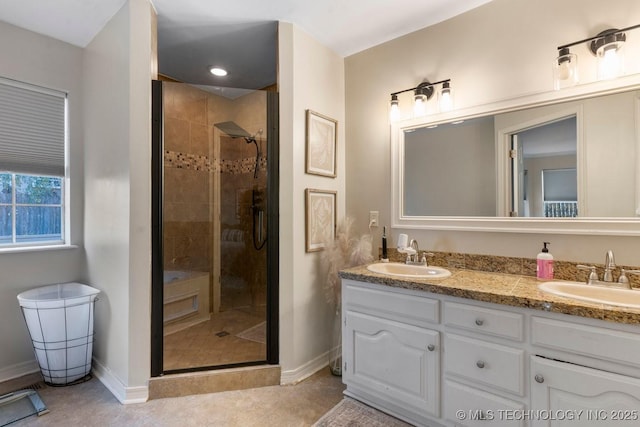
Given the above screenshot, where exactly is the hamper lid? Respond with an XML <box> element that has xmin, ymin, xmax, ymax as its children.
<box><xmin>17</xmin><ymin>282</ymin><xmax>99</xmax><ymax>304</ymax></box>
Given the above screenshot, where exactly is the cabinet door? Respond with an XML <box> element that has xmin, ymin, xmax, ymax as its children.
<box><xmin>531</xmin><ymin>356</ymin><xmax>640</xmax><ymax>426</ymax></box>
<box><xmin>343</xmin><ymin>310</ymin><xmax>440</xmax><ymax>418</ymax></box>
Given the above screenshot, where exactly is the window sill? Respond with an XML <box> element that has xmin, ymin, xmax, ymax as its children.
<box><xmin>0</xmin><ymin>244</ymin><xmax>79</xmax><ymax>254</ymax></box>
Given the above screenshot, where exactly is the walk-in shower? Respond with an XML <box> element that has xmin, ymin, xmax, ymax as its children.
<box><xmin>151</xmin><ymin>81</ymin><xmax>278</xmax><ymax>375</ymax></box>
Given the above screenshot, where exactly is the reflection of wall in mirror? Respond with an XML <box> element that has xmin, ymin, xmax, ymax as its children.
<box><xmin>404</xmin><ymin>116</ymin><xmax>496</xmax><ymax>216</ymax></box>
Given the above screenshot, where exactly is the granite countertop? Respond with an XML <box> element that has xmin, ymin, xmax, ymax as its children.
<box><xmin>340</xmin><ymin>263</ymin><xmax>640</xmax><ymax>325</ymax></box>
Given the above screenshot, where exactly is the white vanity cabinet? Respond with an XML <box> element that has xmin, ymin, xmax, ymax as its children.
<box><xmin>342</xmin><ymin>277</ymin><xmax>640</xmax><ymax>427</ymax></box>
<box><xmin>342</xmin><ymin>280</ymin><xmax>441</xmax><ymax>426</ymax></box>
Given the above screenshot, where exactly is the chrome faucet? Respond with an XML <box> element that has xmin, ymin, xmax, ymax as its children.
<box><xmin>403</xmin><ymin>239</ymin><xmax>435</xmax><ymax>266</ymax></box>
<box><xmin>577</xmin><ymin>250</ymin><xmax>632</xmax><ymax>289</ymax></box>
<box><xmin>409</xmin><ymin>239</ymin><xmax>419</xmax><ymax>254</ymax></box>
<box><xmin>405</xmin><ymin>239</ymin><xmax>420</xmax><ymax>264</ymax></box>
<box><xmin>603</xmin><ymin>250</ymin><xmax>616</xmax><ymax>282</ymax></box>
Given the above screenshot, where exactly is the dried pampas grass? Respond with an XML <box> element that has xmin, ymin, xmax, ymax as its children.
<box><xmin>320</xmin><ymin>216</ymin><xmax>374</xmax><ymax>307</ymax></box>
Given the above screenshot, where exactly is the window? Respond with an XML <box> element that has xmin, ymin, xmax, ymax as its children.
<box><xmin>0</xmin><ymin>78</ymin><xmax>66</xmax><ymax>247</ymax></box>
<box><xmin>0</xmin><ymin>173</ymin><xmax>63</xmax><ymax>244</ymax></box>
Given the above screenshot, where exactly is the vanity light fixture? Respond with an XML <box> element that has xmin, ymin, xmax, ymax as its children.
<box><xmin>554</xmin><ymin>23</ymin><xmax>640</xmax><ymax>89</ymax></box>
<box><xmin>389</xmin><ymin>79</ymin><xmax>452</xmax><ymax>121</ymax></box>
<box><xmin>591</xmin><ymin>29</ymin><xmax>626</xmax><ymax>81</ymax></box>
<box><xmin>389</xmin><ymin>94</ymin><xmax>400</xmax><ymax>121</ymax></box>
<box><xmin>438</xmin><ymin>81</ymin><xmax>454</xmax><ymax>113</ymax></box>
<box><xmin>553</xmin><ymin>47</ymin><xmax>578</xmax><ymax>90</ymax></box>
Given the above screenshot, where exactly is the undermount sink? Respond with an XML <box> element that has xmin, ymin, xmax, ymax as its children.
<box><xmin>538</xmin><ymin>281</ymin><xmax>640</xmax><ymax>309</ymax></box>
<box><xmin>366</xmin><ymin>263</ymin><xmax>451</xmax><ymax>279</ymax></box>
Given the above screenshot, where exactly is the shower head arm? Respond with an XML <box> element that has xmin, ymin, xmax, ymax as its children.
<box><xmin>244</xmin><ymin>128</ymin><xmax>263</xmax><ymax>144</ymax></box>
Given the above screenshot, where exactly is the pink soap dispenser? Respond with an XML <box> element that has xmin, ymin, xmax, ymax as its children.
<box><xmin>536</xmin><ymin>242</ymin><xmax>554</xmax><ymax>280</ymax></box>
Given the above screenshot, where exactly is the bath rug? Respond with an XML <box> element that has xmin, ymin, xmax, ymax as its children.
<box><xmin>236</xmin><ymin>322</ymin><xmax>266</xmax><ymax>344</ymax></box>
<box><xmin>313</xmin><ymin>398</ymin><xmax>412</xmax><ymax>427</ymax></box>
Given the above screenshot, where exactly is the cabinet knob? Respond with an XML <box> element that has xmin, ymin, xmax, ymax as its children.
<box><xmin>476</xmin><ymin>360</ymin><xmax>485</xmax><ymax>369</ymax></box>
<box><xmin>427</xmin><ymin>344</ymin><xmax>435</xmax><ymax>351</ymax></box>
<box><xmin>535</xmin><ymin>374</ymin><xmax>544</xmax><ymax>383</ymax></box>
<box><xmin>475</xmin><ymin>319</ymin><xmax>484</xmax><ymax>326</ymax></box>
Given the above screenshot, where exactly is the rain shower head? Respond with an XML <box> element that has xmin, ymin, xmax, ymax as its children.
<box><xmin>214</xmin><ymin>121</ymin><xmax>252</xmax><ymax>139</ymax></box>
<box><xmin>215</xmin><ymin>120</ymin><xmax>263</xmax><ymax>179</ymax></box>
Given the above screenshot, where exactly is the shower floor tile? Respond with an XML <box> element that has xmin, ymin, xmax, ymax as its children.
<box><xmin>163</xmin><ymin>307</ymin><xmax>266</xmax><ymax>371</ymax></box>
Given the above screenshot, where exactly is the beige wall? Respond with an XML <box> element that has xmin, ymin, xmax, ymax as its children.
<box><xmin>83</xmin><ymin>0</ymin><xmax>153</xmax><ymax>402</ymax></box>
<box><xmin>278</xmin><ymin>22</ymin><xmax>346</xmax><ymax>381</ymax></box>
<box><xmin>0</xmin><ymin>21</ymin><xmax>84</xmax><ymax>382</ymax></box>
<box><xmin>345</xmin><ymin>0</ymin><xmax>640</xmax><ymax>266</ymax></box>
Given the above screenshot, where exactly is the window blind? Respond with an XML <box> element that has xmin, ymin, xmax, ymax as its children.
<box><xmin>0</xmin><ymin>78</ymin><xmax>66</xmax><ymax>177</ymax></box>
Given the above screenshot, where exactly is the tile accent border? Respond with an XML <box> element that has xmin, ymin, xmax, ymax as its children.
<box><xmin>164</xmin><ymin>150</ymin><xmax>211</xmax><ymax>171</ymax></box>
<box><xmin>164</xmin><ymin>150</ymin><xmax>267</xmax><ymax>175</ymax></box>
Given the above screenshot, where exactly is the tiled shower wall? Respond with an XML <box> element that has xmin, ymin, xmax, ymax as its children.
<box><xmin>219</xmin><ymin>91</ymin><xmax>268</xmax><ymax>310</ymax></box>
<box><xmin>162</xmin><ymin>82</ymin><xmax>267</xmax><ymax>312</ymax></box>
<box><xmin>163</xmin><ymin>83</ymin><xmax>215</xmax><ymax>273</ymax></box>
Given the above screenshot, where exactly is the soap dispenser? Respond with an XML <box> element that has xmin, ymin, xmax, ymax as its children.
<box><xmin>536</xmin><ymin>242</ymin><xmax>554</xmax><ymax>280</ymax></box>
<box><xmin>381</xmin><ymin>227</ymin><xmax>389</xmax><ymax>262</ymax></box>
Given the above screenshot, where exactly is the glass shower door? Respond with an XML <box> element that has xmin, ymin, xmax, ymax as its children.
<box><xmin>151</xmin><ymin>81</ymin><xmax>275</xmax><ymax>374</ymax></box>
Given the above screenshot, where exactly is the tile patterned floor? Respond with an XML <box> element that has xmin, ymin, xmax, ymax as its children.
<box><xmin>10</xmin><ymin>368</ymin><xmax>345</xmax><ymax>426</ymax></box>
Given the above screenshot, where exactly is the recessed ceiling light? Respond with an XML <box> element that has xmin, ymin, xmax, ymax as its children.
<box><xmin>209</xmin><ymin>67</ymin><xmax>228</xmax><ymax>77</ymax></box>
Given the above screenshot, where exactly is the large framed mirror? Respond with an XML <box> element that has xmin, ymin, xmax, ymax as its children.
<box><xmin>391</xmin><ymin>79</ymin><xmax>640</xmax><ymax>235</ymax></box>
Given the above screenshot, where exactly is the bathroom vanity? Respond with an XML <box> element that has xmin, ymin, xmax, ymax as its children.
<box><xmin>340</xmin><ymin>265</ymin><xmax>640</xmax><ymax>427</ymax></box>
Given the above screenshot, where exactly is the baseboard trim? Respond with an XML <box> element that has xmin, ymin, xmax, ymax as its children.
<box><xmin>92</xmin><ymin>358</ymin><xmax>148</xmax><ymax>404</ymax></box>
<box><xmin>0</xmin><ymin>360</ymin><xmax>39</xmax><ymax>383</ymax></box>
<box><xmin>280</xmin><ymin>347</ymin><xmax>335</xmax><ymax>385</ymax></box>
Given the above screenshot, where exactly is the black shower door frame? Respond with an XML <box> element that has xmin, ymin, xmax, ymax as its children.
<box><xmin>150</xmin><ymin>80</ymin><xmax>279</xmax><ymax>376</ymax></box>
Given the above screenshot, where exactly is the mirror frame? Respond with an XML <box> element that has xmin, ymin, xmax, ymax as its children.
<box><xmin>391</xmin><ymin>76</ymin><xmax>640</xmax><ymax>236</ymax></box>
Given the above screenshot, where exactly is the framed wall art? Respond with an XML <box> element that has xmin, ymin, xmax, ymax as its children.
<box><xmin>305</xmin><ymin>188</ymin><xmax>337</xmax><ymax>252</ymax></box>
<box><xmin>306</xmin><ymin>110</ymin><xmax>337</xmax><ymax>177</ymax></box>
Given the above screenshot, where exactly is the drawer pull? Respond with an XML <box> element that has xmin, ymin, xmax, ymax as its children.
<box><xmin>427</xmin><ymin>344</ymin><xmax>435</xmax><ymax>351</ymax></box>
<box><xmin>475</xmin><ymin>319</ymin><xmax>484</xmax><ymax>326</ymax></box>
<box><xmin>476</xmin><ymin>360</ymin><xmax>485</xmax><ymax>369</ymax></box>
<box><xmin>535</xmin><ymin>374</ymin><xmax>545</xmax><ymax>383</ymax></box>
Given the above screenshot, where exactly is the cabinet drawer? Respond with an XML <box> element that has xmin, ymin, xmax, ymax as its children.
<box><xmin>444</xmin><ymin>380</ymin><xmax>525</xmax><ymax>427</ymax></box>
<box><xmin>445</xmin><ymin>334</ymin><xmax>525</xmax><ymax>395</ymax></box>
<box><xmin>344</xmin><ymin>281</ymin><xmax>439</xmax><ymax>327</ymax></box>
<box><xmin>531</xmin><ymin>317</ymin><xmax>640</xmax><ymax>368</ymax></box>
<box><xmin>444</xmin><ymin>301</ymin><xmax>524</xmax><ymax>341</ymax></box>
